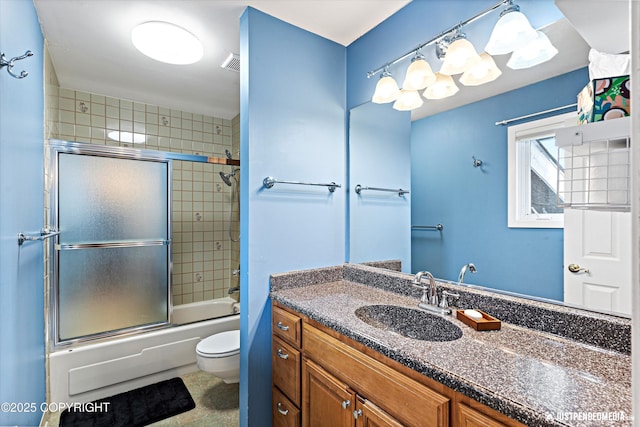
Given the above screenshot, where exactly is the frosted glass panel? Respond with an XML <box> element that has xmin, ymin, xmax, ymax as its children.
<box><xmin>58</xmin><ymin>153</ymin><xmax>168</xmax><ymax>243</ymax></box>
<box><xmin>58</xmin><ymin>245</ymin><xmax>168</xmax><ymax>341</ymax></box>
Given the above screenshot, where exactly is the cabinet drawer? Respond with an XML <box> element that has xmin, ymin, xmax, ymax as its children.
<box><xmin>458</xmin><ymin>403</ymin><xmax>507</xmax><ymax>427</ymax></box>
<box><xmin>273</xmin><ymin>386</ymin><xmax>301</xmax><ymax>427</ymax></box>
<box><xmin>273</xmin><ymin>335</ymin><xmax>301</xmax><ymax>406</ymax></box>
<box><xmin>304</xmin><ymin>323</ymin><xmax>450</xmax><ymax>427</ymax></box>
<box><xmin>273</xmin><ymin>306</ymin><xmax>302</xmax><ymax>347</ymax></box>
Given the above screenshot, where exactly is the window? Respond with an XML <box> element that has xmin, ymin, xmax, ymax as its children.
<box><xmin>507</xmin><ymin>112</ymin><xmax>574</xmax><ymax>228</ymax></box>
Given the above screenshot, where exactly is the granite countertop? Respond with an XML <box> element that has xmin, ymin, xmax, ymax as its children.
<box><xmin>271</xmin><ymin>277</ymin><xmax>632</xmax><ymax>427</ymax></box>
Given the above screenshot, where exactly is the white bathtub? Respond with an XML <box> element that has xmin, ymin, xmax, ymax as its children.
<box><xmin>48</xmin><ymin>297</ymin><xmax>240</xmax><ymax>404</ymax></box>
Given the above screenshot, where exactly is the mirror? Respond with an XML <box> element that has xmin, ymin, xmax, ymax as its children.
<box><xmin>348</xmin><ymin>11</ymin><xmax>632</xmax><ymax>317</ymax></box>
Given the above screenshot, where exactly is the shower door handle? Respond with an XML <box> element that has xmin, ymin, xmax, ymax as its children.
<box><xmin>18</xmin><ymin>228</ymin><xmax>61</xmax><ymax>246</ymax></box>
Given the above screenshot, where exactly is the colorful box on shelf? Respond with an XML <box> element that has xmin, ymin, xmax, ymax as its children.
<box><xmin>578</xmin><ymin>75</ymin><xmax>630</xmax><ymax>124</ymax></box>
<box><xmin>456</xmin><ymin>309</ymin><xmax>501</xmax><ymax>331</ymax></box>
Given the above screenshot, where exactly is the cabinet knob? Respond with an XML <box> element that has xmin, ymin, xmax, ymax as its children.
<box><xmin>276</xmin><ymin>321</ymin><xmax>290</xmax><ymax>331</ymax></box>
<box><xmin>353</xmin><ymin>409</ymin><xmax>363</xmax><ymax>419</ymax></box>
<box><xmin>341</xmin><ymin>400</ymin><xmax>351</xmax><ymax>409</ymax></box>
<box><xmin>276</xmin><ymin>402</ymin><xmax>289</xmax><ymax>416</ymax></box>
<box><xmin>276</xmin><ymin>349</ymin><xmax>289</xmax><ymax>359</ymax></box>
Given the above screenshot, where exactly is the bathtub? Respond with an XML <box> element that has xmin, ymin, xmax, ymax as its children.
<box><xmin>48</xmin><ymin>297</ymin><xmax>240</xmax><ymax>404</ymax></box>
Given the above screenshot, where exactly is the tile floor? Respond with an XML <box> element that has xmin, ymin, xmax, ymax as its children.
<box><xmin>42</xmin><ymin>370</ymin><xmax>239</xmax><ymax>426</ymax></box>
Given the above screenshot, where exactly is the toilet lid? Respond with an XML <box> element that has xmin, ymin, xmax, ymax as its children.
<box><xmin>197</xmin><ymin>330</ymin><xmax>240</xmax><ymax>357</ymax></box>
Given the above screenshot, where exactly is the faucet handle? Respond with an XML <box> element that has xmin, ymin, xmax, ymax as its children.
<box><xmin>439</xmin><ymin>290</ymin><xmax>460</xmax><ymax>309</ymax></box>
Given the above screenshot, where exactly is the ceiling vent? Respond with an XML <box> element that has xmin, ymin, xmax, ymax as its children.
<box><xmin>221</xmin><ymin>53</ymin><xmax>240</xmax><ymax>72</ymax></box>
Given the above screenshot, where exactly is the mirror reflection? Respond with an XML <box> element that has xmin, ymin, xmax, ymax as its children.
<box><xmin>349</xmin><ymin>6</ymin><xmax>631</xmax><ymax>317</ymax></box>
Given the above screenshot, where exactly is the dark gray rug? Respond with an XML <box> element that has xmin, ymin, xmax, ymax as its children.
<box><xmin>59</xmin><ymin>377</ymin><xmax>196</xmax><ymax>427</ymax></box>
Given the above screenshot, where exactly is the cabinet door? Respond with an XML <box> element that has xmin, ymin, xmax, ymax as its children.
<box><xmin>303</xmin><ymin>358</ymin><xmax>355</xmax><ymax>427</ymax></box>
<box><xmin>273</xmin><ymin>336</ymin><xmax>302</xmax><ymax>406</ymax></box>
<box><xmin>458</xmin><ymin>403</ymin><xmax>506</xmax><ymax>427</ymax></box>
<box><xmin>354</xmin><ymin>397</ymin><xmax>404</xmax><ymax>427</ymax></box>
<box><xmin>273</xmin><ymin>386</ymin><xmax>301</xmax><ymax>427</ymax></box>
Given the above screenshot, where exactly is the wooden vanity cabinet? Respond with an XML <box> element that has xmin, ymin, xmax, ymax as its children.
<box><xmin>273</xmin><ymin>305</ymin><xmax>303</xmax><ymax>427</ymax></box>
<box><xmin>272</xmin><ymin>302</ymin><xmax>525</xmax><ymax>427</ymax></box>
<box><xmin>354</xmin><ymin>397</ymin><xmax>405</xmax><ymax>427</ymax></box>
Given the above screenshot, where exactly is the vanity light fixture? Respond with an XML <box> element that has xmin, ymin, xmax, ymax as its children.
<box><xmin>484</xmin><ymin>2</ymin><xmax>537</xmax><ymax>55</ymax></box>
<box><xmin>402</xmin><ymin>51</ymin><xmax>436</xmax><ymax>90</ymax></box>
<box><xmin>506</xmin><ymin>30</ymin><xmax>558</xmax><ymax>69</ymax></box>
<box><xmin>372</xmin><ymin>66</ymin><xmax>400</xmax><ymax>104</ymax></box>
<box><xmin>367</xmin><ymin>0</ymin><xmax>557</xmax><ymax>111</ymax></box>
<box><xmin>460</xmin><ymin>52</ymin><xmax>502</xmax><ymax>86</ymax></box>
<box><xmin>393</xmin><ymin>89</ymin><xmax>424</xmax><ymax>111</ymax></box>
<box><xmin>439</xmin><ymin>32</ymin><xmax>482</xmax><ymax>75</ymax></box>
<box><xmin>131</xmin><ymin>21</ymin><xmax>204</xmax><ymax>65</ymax></box>
<box><xmin>424</xmin><ymin>73</ymin><xmax>459</xmax><ymax>100</ymax></box>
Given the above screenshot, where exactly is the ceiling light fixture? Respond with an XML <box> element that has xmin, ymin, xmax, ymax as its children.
<box><xmin>366</xmin><ymin>0</ymin><xmax>556</xmax><ymax>111</ymax></box>
<box><xmin>131</xmin><ymin>21</ymin><xmax>203</xmax><ymax>65</ymax></box>
<box><xmin>107</xmin><ymin>131</ymin><xmax>146</xmax><ymax>144</ymax></box>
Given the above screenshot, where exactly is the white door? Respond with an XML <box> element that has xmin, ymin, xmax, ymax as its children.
<box><xmin>564</xmin><ymin>208</ymin><xmax>631</xmax><ymax>315</ymax></box>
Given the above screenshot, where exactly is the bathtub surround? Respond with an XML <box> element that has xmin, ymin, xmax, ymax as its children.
<box><xmin>45</xmin><ymin>85</ymin><xmax>240</xmax><ymax>306</ymax></box>
<box><xmin>271</xmin><ymin>263</ymin><xmax>632</xmax><ymax>426</ymax></box>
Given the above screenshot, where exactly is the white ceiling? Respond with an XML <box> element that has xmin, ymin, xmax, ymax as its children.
<box><xmin>33</xmin><ymin>0</ymin><xmax>410</xmax><ymax>120</ymax></box>
<box><xmin>33</xmin><ymin>0</ymin><xmax>624</xmax><ymax>122</ymax></box>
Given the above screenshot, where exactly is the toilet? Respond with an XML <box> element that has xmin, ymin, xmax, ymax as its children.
<box><xmin>196</xmin><ymin>329</ymin><xmax>240</xmax><ymax>384</ymax></box>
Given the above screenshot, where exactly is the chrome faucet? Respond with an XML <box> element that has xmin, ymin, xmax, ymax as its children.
<box><xmin>413</xmin><ymin>271</ymin><xmax>455</xmax><ymax>315</ymax></box>
<box><xmin>228</xmin><ymin>287</ymin><xmax>240</xmax><ymax>295</ymax></box>
<box><xmin>458</xmin><ymin>263</ymin><xmax>477</xmax><ymax>283</ymax></box>
<box><xmin>413</xmin><ymin>271</ymin><xmax>438</xmax><ymax>306</ymax></box>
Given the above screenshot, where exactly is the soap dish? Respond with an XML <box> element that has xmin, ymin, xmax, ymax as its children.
<box><xmin>456</xmin><ymin>309</ymin><xmax>501</xmax><ymax>331</ymax></box>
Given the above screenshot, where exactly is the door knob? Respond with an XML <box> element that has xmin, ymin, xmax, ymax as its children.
<box><xmin>568</xmin><ymin>264</ymin><xmax>590</xmax><ymax>274</ymax></box>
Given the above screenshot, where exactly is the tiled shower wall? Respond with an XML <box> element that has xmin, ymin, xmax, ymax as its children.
<box><xmin>45</xmin><ymin>81</ymin><xmax>240</xmax><ymax>305</ymax></box>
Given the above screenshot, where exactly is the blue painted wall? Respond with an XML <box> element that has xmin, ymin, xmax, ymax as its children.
<box><xmin>240</xmin><ymin>8</ymin><xmax>346</xmax><ymax>426</ymax></box>
<box><xmin>411</xmin><ymin>67</ymin><xmax>589</xmax><ymax>300</ymax></box>
<box><xmin>0</xmin><ymin>1</ymin><xmax>46</xmax><ymax>425</ymax></box>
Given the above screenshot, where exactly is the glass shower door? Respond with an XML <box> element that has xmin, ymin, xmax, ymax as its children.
<box><xmin>52</xmin><ymin>145</ymin><xmax>171</xmax><ymax>345</ymax></box>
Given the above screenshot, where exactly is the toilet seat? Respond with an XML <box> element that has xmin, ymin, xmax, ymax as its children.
<box><xmin>196</xmin><ymin>330</ymin><xmax>240</xmax><ymax>358</ymax></box>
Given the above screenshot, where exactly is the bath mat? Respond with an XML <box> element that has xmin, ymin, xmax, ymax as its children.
<box><xmin>59</xmin><ymin>377</ymin><xmax>195</xmax><ymax>427</ymax></box>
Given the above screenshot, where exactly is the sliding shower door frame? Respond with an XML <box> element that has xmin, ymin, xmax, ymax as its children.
<box><xmin>48</xmin><ymin>140</ymin><xmax>178</xmax><ymax>349</ymax></box>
